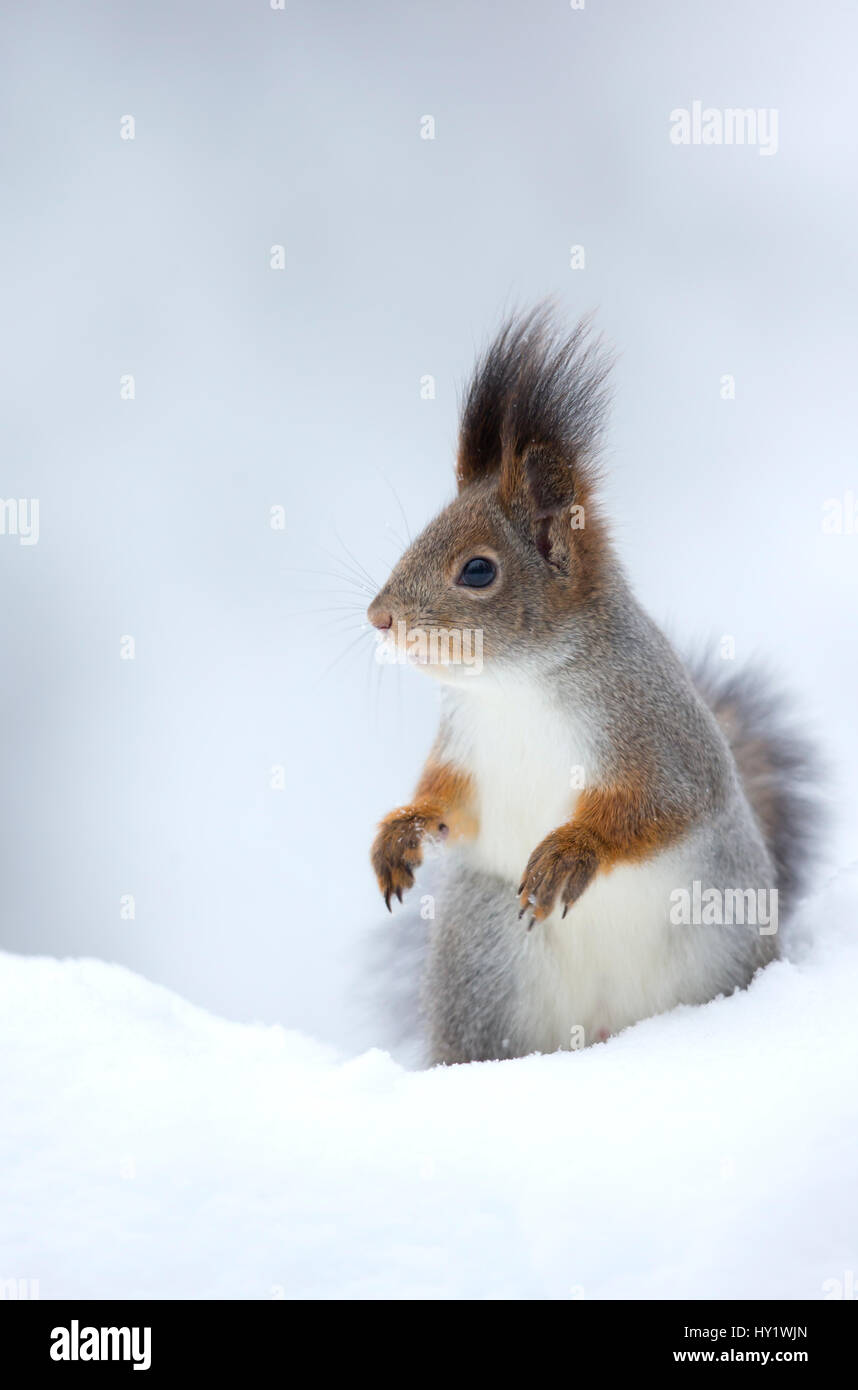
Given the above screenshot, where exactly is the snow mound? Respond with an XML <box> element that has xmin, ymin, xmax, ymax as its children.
<box><xmin>2</xmin><ymin>869</ymin><xmax>857</xmax><ymax>1300</ymax></box>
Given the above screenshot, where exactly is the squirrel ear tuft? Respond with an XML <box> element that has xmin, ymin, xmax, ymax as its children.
<box><xmin>456</xmin><ymin>306</ymin><xmax>612</xmax><ymax>506</ymax></box>
<box><xmin>456</xmin><ymin>312</ymin><xmax>541</xmax><ymax>491</ymax></box>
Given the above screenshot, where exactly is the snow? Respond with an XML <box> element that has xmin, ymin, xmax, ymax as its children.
<box><xmin>2</xmin><ymin>868</ymin><xmax>857</xmax><ymax>1300</ymax></box>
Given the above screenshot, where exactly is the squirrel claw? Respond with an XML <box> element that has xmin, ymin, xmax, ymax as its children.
<box><xmin>372</xmin><ymin>809</ymin><xmax>427</xmax><ymax>912</ymax></box>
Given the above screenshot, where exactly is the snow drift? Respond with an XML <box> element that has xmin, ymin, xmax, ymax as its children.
<box><xmin>1</xmin><ymin>868</ymin><xmax>856</xmax><ymax>1300</ymax></box>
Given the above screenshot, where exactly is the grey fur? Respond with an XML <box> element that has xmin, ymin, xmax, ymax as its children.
<box><xmin>686</xmin><ymin>653</ymin><xmax>826</xmax><ymax>919</ymax></box>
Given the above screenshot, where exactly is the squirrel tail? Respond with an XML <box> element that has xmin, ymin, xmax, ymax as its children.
<box><xmin>687</xmin><ymin>654</ymin><xmax>825</xmax><ymax>918</ymax></box>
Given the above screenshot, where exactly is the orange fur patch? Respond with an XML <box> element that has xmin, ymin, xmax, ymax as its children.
<box><xmin>414</xmin><ymin>761</ymin><xmax>478</xmax><ymax>841</ymax></box>
<box><xmin>573</xmin><ymin>781</ymin><xmax>688</xmax><ymax>867</ymax></box>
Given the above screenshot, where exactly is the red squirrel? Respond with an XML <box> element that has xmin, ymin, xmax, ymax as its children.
<box><xmin>367</xmin><ymin>308</ymin><xmax>821</xmax><ymax>1064</ymax></box>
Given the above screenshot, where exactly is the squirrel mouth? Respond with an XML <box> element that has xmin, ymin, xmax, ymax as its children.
<box><xmin>373</xmin><ymin>620</ymin><xmax>485</xmax><ymax>678</ymax></box>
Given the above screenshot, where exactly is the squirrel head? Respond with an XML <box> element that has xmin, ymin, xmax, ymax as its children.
<box><xmin>367</xmin><ymin>307</ymin><xmax>615</xmax><ymax>684</ymax></box>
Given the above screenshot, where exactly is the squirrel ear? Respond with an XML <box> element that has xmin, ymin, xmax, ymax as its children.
<box><xmin>499</xmin><ymin>446</ymin><xmax>585</xmax><ymax>566</ymax></box>
<box><xmin>523</xmin><ymin>445</ymin><xmax>578</xmax><ymax>517</ymax></box>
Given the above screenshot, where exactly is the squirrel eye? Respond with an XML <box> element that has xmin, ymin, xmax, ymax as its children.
<box><xmin>457</xmin><ymin>556</ymin><xmax>497</xmax><ymax>588</ymax></box>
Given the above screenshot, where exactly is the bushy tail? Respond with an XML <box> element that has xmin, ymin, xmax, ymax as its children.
<box><xmin>688</xmin><ymin>655</ymin><xmax>825</xmax><ymax>917</ymax></box>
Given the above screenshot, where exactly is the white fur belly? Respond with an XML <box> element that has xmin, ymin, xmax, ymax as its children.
<box><xmin>518</xmin><ymin>842</ymin><xmax>701</xmax><ymax>1049</ymax></box>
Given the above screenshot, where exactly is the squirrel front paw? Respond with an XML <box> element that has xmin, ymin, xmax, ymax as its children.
<box><xmin>371</xmin><ymin>806</ymin><xmax>447</xmax><ymax>911</ymax></box>
<box><xmin>518</xmin><ymin>826</ymin><xmax>599</xmax><ymax>927</ymax></box>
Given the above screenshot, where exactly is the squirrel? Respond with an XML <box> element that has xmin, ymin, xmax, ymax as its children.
<box><xmin>367</xmin><ymin>307</ymin><xmax>821</xmax><ymax>1065</ymax></box>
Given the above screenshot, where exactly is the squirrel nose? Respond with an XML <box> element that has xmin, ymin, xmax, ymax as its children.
<box><xmin>368</xmin><ymin>600</ymin><xmax>393</xmax><ymax>631</ymax></box>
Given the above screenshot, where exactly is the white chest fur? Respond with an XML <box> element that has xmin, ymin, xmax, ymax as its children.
<box><xmin>444</xmin><ymin>672</ymin><xmax>595</xmax><ymax>884</ymax></box>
